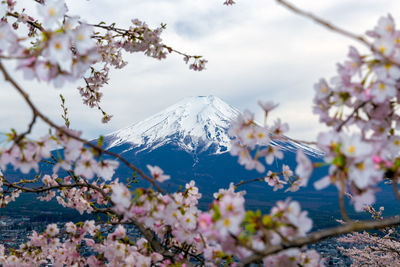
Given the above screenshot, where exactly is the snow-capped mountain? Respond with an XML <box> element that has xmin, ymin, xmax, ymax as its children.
<box><xmin>105</xmin><ymin>95</ymin><xmax>240</xmax><ymax>154</ymax></box>
<box><xmin>4</xmin><ymin>96</ymin><xmax>396</xmax><ymax>229</ymax></box>
<box><xmin>104</xmin><ymin>95</ymin><xmax>323</xmax><ymax>157</ymax></box>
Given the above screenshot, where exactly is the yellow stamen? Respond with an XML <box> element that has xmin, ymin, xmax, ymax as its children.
<box><xmin>48</xmin><ymin>7</ymin><xmax>56</xmax><ymax>17</ymax></box>
<box><xmin>357</xmin><ymin>162</ymin><xmax>365</xmax><ymax>170</ymax></box>
<box><xmin>54</xmin><ymin>42</ymin><xmax>62</xmax><ymax>50</ymax></box>
<box><xmin>77</xmin><ymin>34</ymin><xmax>84</xmax><ymax>41</ymax></box>
<box><xmin>321</xmin><ymin>86</ymin><xmax>328</xmax><ymax>93</ymax></box>
<box><xmin>347</xmin><ymin>146</ymin><xmax>356</xmax><ymax>154</ymax></box>
<box><xmin>224</xmin><ymin>218</ymin><xmax>230</xmax><ymax>227</ymax></box>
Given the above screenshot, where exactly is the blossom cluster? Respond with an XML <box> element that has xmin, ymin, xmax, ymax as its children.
<box><xmin>337</xmin><ymin>206</ymin><xmax>400</xmax><ymax>266</ymax></box>
<box><xmin>228</xmin><ymin>14</ymin><xmax>400</xmax><ymax>212</ymax></box>
<box><xmin>310</xmin><ymin>14</ymin><xmax>400</xmax><ymax>211</ymax></box>
<box><xmin>111</xmin><ymin>180</ymin><xmax>204</xmax><ymax>245</ymax></box>
<box><xmin>109</xmin><ymin>177</ymin><xmax>323</xmax><ymax>266</ymax></box>
<box><xmin>0</xmin><ymin>128</ymin><xmax>119</xmax><ymax>181</ymax></box>
<box><xmin>228</xmin><ymin>102</ymin><xmax>286</xmax><ymax>173</ymax></box>
<box><xmin>1</xmin><ymin>0</ymin><xmax>399</xmax><ymax>266</ymax></box>
<box><xmin>1</xmin><ymin>0</ymin><xmax>207</xmax><ymax>123</ymax></box>
<box><xmin>0</xmin><ymin>221</ymin><xmax>164</xmax><ymax>267</ymax></box>
<box><xmin>229</xmin><ymin>101</ymin><xmax>312</xmax><ymax>192</ymax></box>
<box><xmin>54</xmin><ymin>176</ymin><xmax>109</xmax><ymax>215</ymax></box>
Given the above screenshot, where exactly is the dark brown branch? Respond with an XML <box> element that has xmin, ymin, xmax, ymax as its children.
<box><xmin>6</xmin><ymin>12</ymin><xmax>44</xmax><ymax>32</ymax></box>
<box><xmin>336</xmin><ymin>102</ymin><xmax>367</xmax><ymax>132</ymax></box>
<box><xmin>15</xmin><ymin>113</ymin><xmax>37</xmax><ymax>144</ymax></box>
<box><xmin>235</xmin><ymin>177</ymin><xmax>264</xmax><ymax>188</ymax></box>
<box><xmin>2</xmin><ymin>180</ymin><xmax>109</xmax><ymax>200</ymax></box>
<box><xmin>339</xmin><ymin>174</ymin><xmax>351</xmax><ymax>222</ymax></box>
<box><xmin>235</xmin><ymin>171</ymin><xmax>285</xmax><ymax>188</ymax></box>
<box><xmin>238</xmin><ymin>216</ymin><xmax>400</xmax><ymax>266</ymax></box>
<box><xmin>392</xmin><ymin>179</ymin><xmax>400</xmax><ymax>202</ymax></box>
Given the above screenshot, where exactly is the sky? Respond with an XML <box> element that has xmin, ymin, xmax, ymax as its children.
<box><xmin>2</xmin><ymin>0</ymin><xmax>400</xmax><ymax>142</ymax></box>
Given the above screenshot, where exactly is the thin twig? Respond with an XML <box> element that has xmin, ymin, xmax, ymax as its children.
<box><xmin>3</xmin><ymin>179</ymin><xmax>109</xmax><ymax>200</ymax></box>
<box><xmin>392</xmin><ymin>178</ymin><xmax>400</xmax><ymax>202</ymax></box>
<box><xmin>235</xmin><ymin>177</ymin><xmax>264</xmax><ymax>188</ymax></box>
<box><xmin>336</xmin><ymin>102</ymin><xmax>367</xmax><ymax>132</ymax></box>
<box><xmin>6</xmin><ymin>12</ymin><xmax>44</xmax><ymax>32</ymax></box>
<box><xmin>339</xmin><ymin>172</ymin><xmax>351</xmax><ymax>222</ymax></box>
<box><xmin>15</xmin><ymin>113</ymin><xmax>37</xmax><ymax>144</ymax></box>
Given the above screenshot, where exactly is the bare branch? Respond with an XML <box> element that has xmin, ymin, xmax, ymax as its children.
<box><xmin>2</xmin><ymin>179</ymin><xmax>109</xmax><ymax>200</ymax></box>
<box><xmin>339</xmin><ymin>174</ymin><xmax>351</xmax><ymax>222</ymax></box>
<box><xmin>392</xmin><ymin>178</ymin><xmax>400</xmax><ymax>202</ymax></box>
<box><xmin>235</xmin><ymin>177</ymin><xmax>264</xmax><ymax>188</ymax></box>
<box><xmin>15</xmin><ymin>113</ymin><xmax>37</xmax><ymax>144</ymax></box>
<box><xmin>336</xmin><ymin>102</ymin><xmax>367</xmax><ymax>132</ymax></box>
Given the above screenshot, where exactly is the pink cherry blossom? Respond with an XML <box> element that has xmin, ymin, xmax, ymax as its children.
<box><xmin>295</xmin><ymin>150</ymin><xmax>313</xmax><ymax>186</ymax></box>
<box><xmin>37</xmin><ymin>0</ymin><xmax>68</xmax><ymax>30</ymax></box>
<box><xmin>147</xmin><ymin>165</ymin><xmax>170</xmax><ymax>183</ymax></box>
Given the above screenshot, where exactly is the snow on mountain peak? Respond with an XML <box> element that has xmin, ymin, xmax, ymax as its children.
<box><xmin>106</xmin><ymin>96</ymin><xmax>241</xmax><ymax>154</ymax></box>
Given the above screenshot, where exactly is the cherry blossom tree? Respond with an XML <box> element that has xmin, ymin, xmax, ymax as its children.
<box><xmin>0</xmin><ymin>0</ymin><xmax>399</xmax><ymax>266</ymax></box>
<box><xmin>337</xmin><ymin>206</ymin><xmax>400</xmax><ymax>266</ymax></box>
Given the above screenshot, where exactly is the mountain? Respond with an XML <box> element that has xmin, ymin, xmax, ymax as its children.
<box><xmin>3</xmin><ymin>95</ymin><xmax>399</xmax><ymax>228</ymax></box>
<box><xmin>105</xmin><ymin>96</ymin><xmax>239</xmax><ymax>154</ymax></box>
<box><xmin>94</xmin><ymin>96</ymin><xmax>335</xmax><ymax>225</ymax></box>
<box><xmin>99</xmin><ymin>95</ymin><xmax>398</xmax><ymax>228</ymax></box>
<box><xmin>103</xmin><ymin>95</ymin><xmax>322</xmax><ymax>157</ymax></box>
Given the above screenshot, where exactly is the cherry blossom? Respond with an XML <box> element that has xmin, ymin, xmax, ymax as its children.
<box><xmin>73</xmin><ymin>24</ymin><xmax>95</xmax><ymax>54</ymax></box>
<box><xmin>37</xmin><ymin>0</ymin><xmax>68</xmax><ymax>30</ymax></box>
<box><xmin>0</xmin><ymin>1</ymin><xmax>400</xmax><ymax>265</ymax></box>
<box><xmin>295</xmin><ymin>149</ymin><xmax>313</xmax><ymax>186</ymax></box>
<box><xmin>258</xmin><ymin>100</ymin><xmax>279</xmax><ymax>115</ymax></box>
<box><xmin>147</xmin><ymin>164</ymin><xmax>170</xmax><ymax>183</ymax></box>
<box><xmin>0</xmin><ymin>23</ymin><xmax>18</xmax><ymax>53</ymax></box>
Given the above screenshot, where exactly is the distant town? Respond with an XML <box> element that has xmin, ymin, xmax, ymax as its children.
<box><xmin>0</xmin><ymin>211</ymin><xmax>353</xmax><ymax>266</ymax></box>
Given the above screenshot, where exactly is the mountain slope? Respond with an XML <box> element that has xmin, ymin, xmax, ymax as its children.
<box><xmin>3</xmin><ymin>95</ymin><xmax>399</xmax><ymax>229</ymax></box>
<box><xmin>99</xmin><ymin>96</ymin><xmax>399</xmax><ymax>229</ymax></box>
<box><xmin>105</xmin><ymin>95</ymin><xmax>240</xmax><ymax>154</ymax></box>
<box><xmin>104</xmin><ymin>95</ymin><xmax>323</xmax><ymax>158</ymax></box>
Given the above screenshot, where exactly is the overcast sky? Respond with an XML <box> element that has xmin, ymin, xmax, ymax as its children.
<box><xmin>2</xmin><ymin>0</ymin><xmax>400</xmax><ymax>142</ymax></box>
